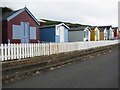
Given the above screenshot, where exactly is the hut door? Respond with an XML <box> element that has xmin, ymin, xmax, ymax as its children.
<box><xmin>59</xmin><ymin>26</ymin><xmax>64</xmax><ymax>42</ymax></box>
<box><xmin>21</xmin><ymin>22</ymin><xmax>29</xmax><ymax>43</ymax></box>
<box><xmin>95</xmin><ymin>30</ymin><xmax>98</xmax><ymax>41</ymax></box>
<box><xmin>24</xmin><ymin>23</ymin><xmax>29</xmax><ymax>43</ymax></box>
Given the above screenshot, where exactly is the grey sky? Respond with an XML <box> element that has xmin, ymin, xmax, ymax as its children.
<box><xmin>1</xmin><ymin>0</ymin><xmax>119</xmax><ymax>27</ymax></box>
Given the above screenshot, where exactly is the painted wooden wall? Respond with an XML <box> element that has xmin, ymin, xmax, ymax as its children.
<box><xmin>100</xmin><ymin>32</ymin><xmax>104</xmax><ymax>40</ymax></box>
<box><xmin>108</xmin><ymin>27</ymin><xmax>114</xmax><ymax>40</ymax></box>
<box><xmin>64</xmin><ymin>27</ymin><xmax>68</xmax><ymax>42</ymax></box>
<box><xmin>2</xmin><ymin>10</ymin><xmax>40</xmax><ymax>44</ymax></box>
<box><xmin>90</xmin><ymin>27</ymin><xmax>100</xmax><ymax>41</ymax></box>
<box><xmin>40</xmin><ymin>25</ymin><xmax>68</xmax><ymax>43</ymax></box>
<box><xmin>90</xmin><ymin>30</ymin><xmax>95</xmax><ymax>41</ymax></box>
<box><xmin>104</xmin><ymin>29</ymin><xmax>108</xmax><ymax>40</ymax></box>
<box><xmin>68</xmin><ymin>29</ymin><xmax>91</xmax><ymax>42</ymax></box>
<box><xmin>84</xmin><ymin>29</ymin><xmax>90</xmax><ymax>41</ymax></box>
<box><xmin>40</xmin><ymin>27</ymin><xmax>55</xmax><ymax>42</ymax></box>
<box><xmin>114</xmin><ymin>28</ymin><xmax>119</xmax><ymax>37</ymax></box>
<box><xmin>56</xmin><ymin>25</ymin><xmax>68</xmax><ymax>42</ymax></box>
<box><xmin>68</xmin><ymin>31</ymin><xmax>84</xmax><ymax>42</ymax></box>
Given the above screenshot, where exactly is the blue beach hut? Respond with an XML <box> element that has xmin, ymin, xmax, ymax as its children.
<box><xmin>40</xmin><ymin>23</ymin><xmax>69</xmax><ymax>42</ymax></box>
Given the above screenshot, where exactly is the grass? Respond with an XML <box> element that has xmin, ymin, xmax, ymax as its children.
<box><xmin>39</xmin><ymin>19</ymin><xmax>91</xmax><ymax>28</ymax></box>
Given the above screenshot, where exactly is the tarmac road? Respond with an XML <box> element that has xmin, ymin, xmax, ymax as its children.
<box><xmin>3</xmin><ymin>48</ymin><xmax>119</xmax><ymax>88</ymax></box>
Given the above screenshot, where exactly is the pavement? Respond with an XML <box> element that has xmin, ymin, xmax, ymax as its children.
<box><xmin>3</xmin><ymin>48</ymin><xmax>119</xmax><ymax>88</ymax></box>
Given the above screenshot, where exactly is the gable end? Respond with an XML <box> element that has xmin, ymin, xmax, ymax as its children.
<box><xmin>7</xmin><ymin>7</ymin><xmax>40</xmax><ymax>25</ymax></box>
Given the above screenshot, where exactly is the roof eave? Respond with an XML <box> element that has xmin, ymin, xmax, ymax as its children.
<box><xmin>56</xmin><ymin>23</ymin><xmax>70</xmax><ymax>29</ymax></box>
<box><xmin>6</xmin><ymin>7</ymin><xmax>40</xmax><ymax>25</ymax></box>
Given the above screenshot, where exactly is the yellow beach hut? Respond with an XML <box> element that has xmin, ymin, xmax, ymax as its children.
<box><xmin>89</xmin><ymin>26</ymin><xmax>100</xmax><ymax>41</ymax></box>
<box><xmin>98</xmin><ymin>26</ymin><xmax>108</xmax><ymax>40</ymax></box>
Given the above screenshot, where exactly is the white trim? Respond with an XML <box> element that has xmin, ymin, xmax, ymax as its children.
<box><xmin>84</xmin><ymin>27</ymin><xmax>91</xmax><ymax>31</ymax></box>
<box><xmin>56</xmin><ymin>23</ymin><xmax>70</xmax><ymax>29</ymax></box>
<box><xmin>59</xmin><ymin>26</ymin><xmax>65</xmax><ymax>42</ymax></box>
<box><xmin>25</xmin><ymin>8</ymin><xmax>40</xmax><ymax>25</ymax></box>
<box><xmin>87</xmin><ymin>27</ymin><xmax>91</xmax><ymax>30</ymax></box>
<box><xmin>7</xmin><ymin>7</ymin><xmax>40</xmax><ymax>25</ymax></box>
<box><xmin>55</xmin><ymin>25</ymin><xmax>60</xmax><ymax>36</ymax></box>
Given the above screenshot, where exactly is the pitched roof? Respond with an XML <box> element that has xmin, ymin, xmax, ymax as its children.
<box><xmin>97</xmin><ymin>27</ymin><xmax>106</xmax><ymax>32</ymax></box>
<box><xmin>2</xmin><ymin>7</ymin><xmax>40</xmax><ymax>25</ymax></box>
<box><xmin>69</xmin><ymin>26</ymin><xmax>89</xmax><ymax>31</ymax></box>
<box><xmin>112</xmin><ymin>27</ymin><xmax>118</xmax><ymax>30</ymax></box>
<box><xmin>89</xmin><ymin>26</ymin><xmax>97</xmax><ymax>30</ymax></box>
<box><xmin>40</xmin><ymin>23</ymin><xmax>70</xmax><ymax>29</ymax></box>
<box><xmin>98</xmin><ymin>26</ymin><xmax>112</xmax><ymax>30</ymax></box>
<box><xmin>40</xmin><ymin>24</ymin><xmax>56</xmax><ymax>28</ymax></box>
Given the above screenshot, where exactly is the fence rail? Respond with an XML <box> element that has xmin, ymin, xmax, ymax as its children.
<box><xmin>0</xmin><ymin>40</ymin><xmax>119</xmax><ymax>61</ymax></box>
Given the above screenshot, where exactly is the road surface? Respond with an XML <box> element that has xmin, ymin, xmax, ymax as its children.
<box><xmin>3</xmin><ymin>48</ymin><xmax>119</xmax><ymax>88</ymax></box>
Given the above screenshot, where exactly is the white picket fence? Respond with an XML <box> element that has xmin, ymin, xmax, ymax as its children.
<box><xmin>0</xmin><ymin>40</ymin><xmax>119</xmax><ymax>61</ymax></box>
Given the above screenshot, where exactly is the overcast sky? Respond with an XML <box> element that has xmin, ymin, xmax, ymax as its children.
<box><xmin>0</xmin><ymin>0</ymin><xmax>119</xmax><ymax>27</ymax></box>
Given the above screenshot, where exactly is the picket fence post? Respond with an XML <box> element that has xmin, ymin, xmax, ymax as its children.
<box><xmin>1</xmin><ymin>44</ymin><xmax>4</xmax><ymax>61</ymax></box>
<box><xmin>0</xmin><ymin>40</ymin><xmax>119</xmax><ymax>61</ymax></box>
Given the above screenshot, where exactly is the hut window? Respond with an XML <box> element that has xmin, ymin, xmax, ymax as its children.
<box><xmin>12</xmin><ymin>25</ymin><xmax>22</xmax><ymax>39</ymax></box>
<box><xmin>30</xmin><ymin>26</ymin><xmax>36</xmax><ymax>39</ymax></box>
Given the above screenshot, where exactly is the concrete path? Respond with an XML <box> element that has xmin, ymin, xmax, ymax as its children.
<box><xmin>3</xmin><ymin>48</ymin><xmax>119</xmax><ymax>88</ymax></box>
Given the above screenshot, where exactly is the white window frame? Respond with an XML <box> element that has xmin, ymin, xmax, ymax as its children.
<box><xmin>30</xmin><ymin>26</ymin><xmax>36</xmax><ymax>39</ymax></box>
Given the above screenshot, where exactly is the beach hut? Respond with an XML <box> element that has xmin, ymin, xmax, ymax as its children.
<box><xmin>40</xmin><ymin>23</ymin><xmax>69</xmax><ymax>42</ymax></box>
<box><xmin>2</xmin><ymin>7</ymin><xmax>40</xmax><ymax>43</ymax></box>
<box><xmin>68</xmin><ymin>26</ymin><xmax>91</xmax><ymax>42</ymax></box>
<box><xmin>113</xmin><ymin>27</ymin><xmax>119</xmax><ymax>39</ymax></box>
<box><xmin>89</xmin><ymin>26</ymin><xmax>100</xmax><ymax>41</ymax></box>
<box><xmin>107</xmin><ymin>26</ymin><xmax>114</xmax><ymax>40</ymax></box>
<box><xmin>98</xmin><ymin>26</ymin><xmax>108</xmax><ymax>40</ymax></box>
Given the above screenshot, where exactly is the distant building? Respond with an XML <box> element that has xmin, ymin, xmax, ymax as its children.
<box><xmin>89</xmin><ymin>26</ymin><xmax>100</xmax><ymax>41</ymax></box>
<box><xmin>2</xmin><ymin>7</ymin><xmax>40</xmax><ymax>44</ymax></box>
<box><xmin>68</xmin><ymin>26</ymin><xmax>91</xmax><ymax>42</ymax></box>
<box><xmin>40</xmin><ymin>23</ymin><xmax>69</xmax><ymax>42</ymax></box>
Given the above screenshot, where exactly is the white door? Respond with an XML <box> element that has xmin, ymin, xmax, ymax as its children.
<box><xmin>24</xmin><ymin>23</ymin><xmax>29</xmax><ymax>43</ymax></box>
<box><xmin>84</xmin><ymin>30</ymin><xmax>89</xmax><ymax>41</ymax></box>
<box><xmin>95</xmin><ymin>30</ymin><xmax>99</xmax><ymax>41</ymax></box>
<box><xmin>21</xmin><ymin>22</ymin><xmax>29</xmax><ymax>43</ymax></box>
<box><xmin>59</xmin><ymin>26</ymin><xmax>64</xmax><ymax>42</ymax></box>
